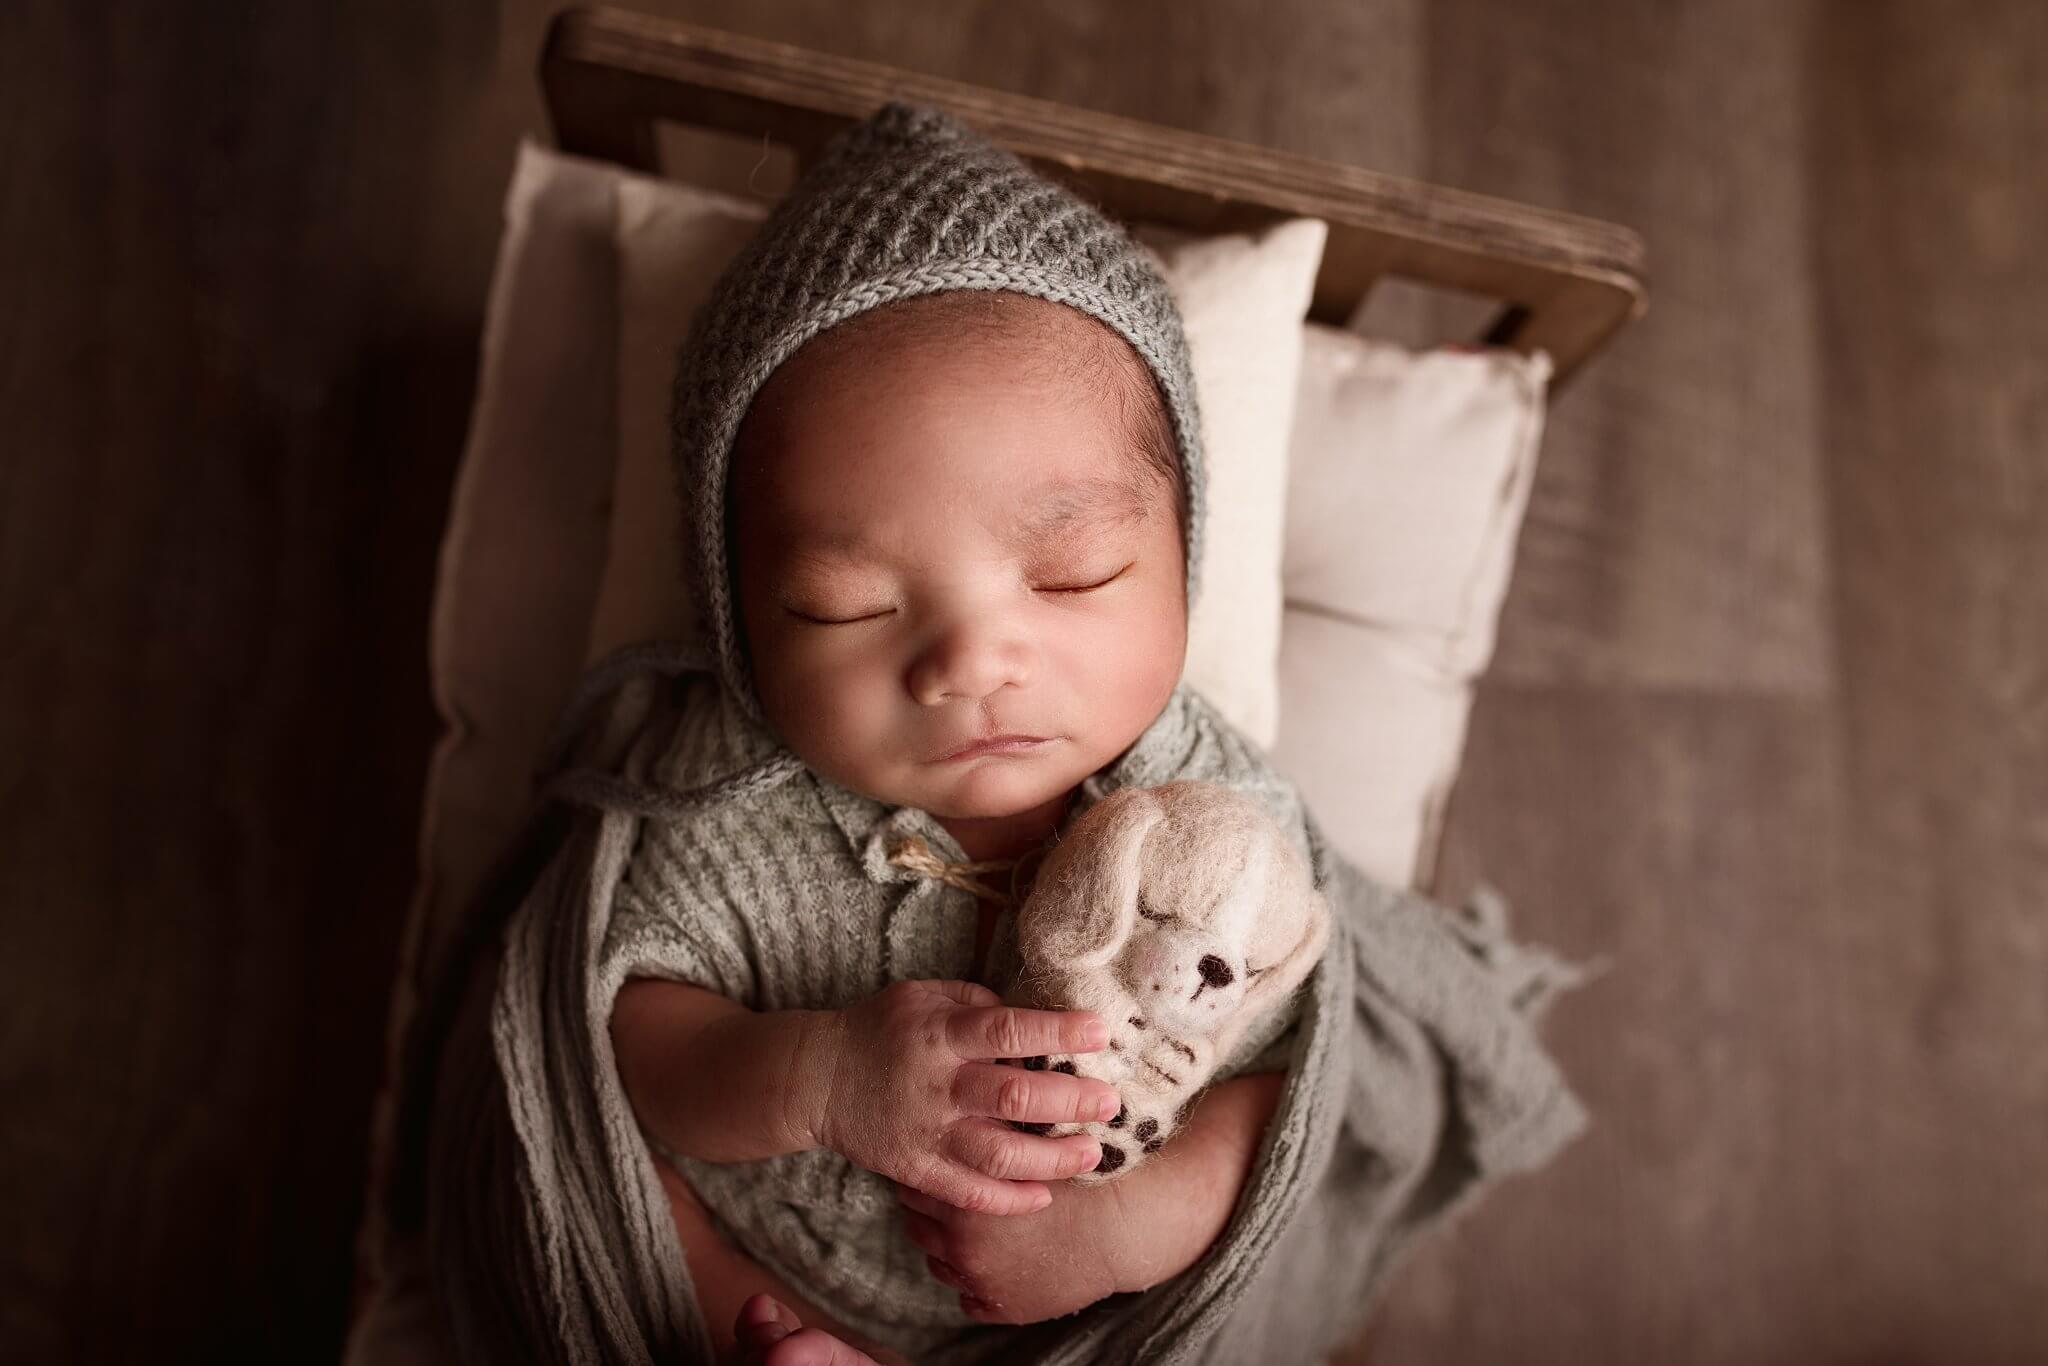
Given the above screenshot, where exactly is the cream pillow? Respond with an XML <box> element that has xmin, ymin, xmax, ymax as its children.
<box><xmin>584</xmin><ymin>176</ymin><xmax>763</xmax><ymax>658</ymax></box>
<box><xmin>1271</xmin><ymin>324</ymin><xmax>1552</xmax><ymax>887</ymax></box>
<box><xmin>1134</xmin><ymin>218</ymin><xmax>1325</xmax><ymax>746</ymax></box>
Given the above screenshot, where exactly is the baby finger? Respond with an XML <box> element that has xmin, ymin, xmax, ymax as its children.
<box><xmin>914</xmin><ymin>1161</ymin><xmax>1051</xmax><ymax>1217</ymax></box>
<box><xmin>953</xmin><ymin>1060</ymin><xmax>1120</xmax><ymax>1127</ymax></box>
<box><xmin>948</xmin><ymin>1004</ymin><xmax>1108</xmax><ymax>1061</ymax></box>
<box><xmin>947</xmin><ymin>1117</ymin><xmax>1102</xmax><ymax>1184</ymax></box>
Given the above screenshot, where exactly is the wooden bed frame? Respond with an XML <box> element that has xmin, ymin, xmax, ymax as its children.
<box><xmin>539</xmin><ymin>5</ymin><xmax>1647</xmax><ymax>389</ymax></box>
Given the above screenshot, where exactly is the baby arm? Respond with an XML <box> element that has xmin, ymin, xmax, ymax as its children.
<box><xmin>611</xmin><ymin>976</ymin><xmax>1123</xmax><ymax>1356</ymax></box>
<box><xmin>611</xmin><ymin>977</ymin><xmax>836</xmax><ymax>1163</ymax></box>
<box><xmin>614</xmin><ymin>980</ymin><xmax>905</xmax><ymax>1362</ymax></box>
<box><xmin>1101</xmin><ymin>1070</ymin><xmax>1288</xmax><ymax>1290</ymax></box>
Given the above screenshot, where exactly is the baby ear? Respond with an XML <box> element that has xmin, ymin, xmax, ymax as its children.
<box><xmin>1020</xmin><ymin>787</ymin><xmax>1165</xmax><ymax>972</ymax></box>
<box><xmin>1240</xmin><ymin>837</ymin><xmax>1332</xmax><ymax>1017</ymax></box>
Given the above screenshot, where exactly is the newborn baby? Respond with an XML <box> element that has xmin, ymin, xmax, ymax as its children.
<box><xmin>613</xmin><ymin>287</ymin><xmax>1305</xmax><ymax>1366</ymax></box>
<box><xmin>503</xmin><ymin>102</ymin><xmax>1328</xmax><ymax>1366</ymax></box>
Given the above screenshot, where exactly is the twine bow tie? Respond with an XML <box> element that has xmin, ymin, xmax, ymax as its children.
<box><xmin>885</xmin><ymin>833</ymin><xmax>1049</xmax><ymax>909</ymax></box>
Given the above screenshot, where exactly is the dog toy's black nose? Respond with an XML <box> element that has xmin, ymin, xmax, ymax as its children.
<box><xmin>1198</xmin><ymin>954</ymin><xmax>1234</xmax><ymax>987</ymax></box>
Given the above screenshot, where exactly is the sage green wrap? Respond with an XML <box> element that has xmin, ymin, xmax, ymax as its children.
<box><xmin>422</xmin><ymin>639</ymin><xmax>1588</xmax><ymax>1365</ymax></box>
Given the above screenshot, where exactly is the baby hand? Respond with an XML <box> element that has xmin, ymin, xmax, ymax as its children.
<box><xmin>806</xmin><ymin>979</ymin><xmax>1119</xmax><ymax>1215</ymax></box>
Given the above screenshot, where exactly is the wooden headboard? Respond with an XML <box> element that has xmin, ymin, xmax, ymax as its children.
<box><xmin>539</xmin><ymin>5</ymin><xmax>1647</xmax><ymax>390</ymax></box>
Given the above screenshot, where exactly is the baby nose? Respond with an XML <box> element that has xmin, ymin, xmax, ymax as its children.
<box><xmin>1197</xmin><ymin>954</ymin><xmax>1234</xmax><ymax>987</ymax></box>
<box><xmin>908</xmin><ymin>617</ymin><xmax>1033</xmax><ymax>705</ymax></box>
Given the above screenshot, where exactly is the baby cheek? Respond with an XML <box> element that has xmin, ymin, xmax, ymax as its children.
<box><xmin>1050</xmin><ymin>613</ymin><xmax>1180</xmax><ymax>727</ymax></box>
<box><xmin>763</xmin><ymin>652</ymin><xmax>893</xmax><ymax>773</ymax></box>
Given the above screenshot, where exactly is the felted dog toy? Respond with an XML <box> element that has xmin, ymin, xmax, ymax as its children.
<box><xmin>1000</xmin><ymin>780</ymin><xmax>1331</xmax><ymax>1182</ymax></box>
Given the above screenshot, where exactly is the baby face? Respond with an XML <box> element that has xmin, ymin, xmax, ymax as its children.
<box><xmin>731</xmin><ymin>294</ymin><xmax>1188</xmax><ymax>826</ymax></box>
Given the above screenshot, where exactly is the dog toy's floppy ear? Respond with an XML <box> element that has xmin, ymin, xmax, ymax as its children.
<box><xmin>1239</xmin><ymin>832</ymin><xmax>1333</xmax><ymax>1019</ymax></box>
<box><xmin>1021</xmin><ymin>786</ymin><xmax>1165</xmax><ymax>971</ymax></box>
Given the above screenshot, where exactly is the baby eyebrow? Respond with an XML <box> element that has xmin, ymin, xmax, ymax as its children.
<box><xmin>1010</xmin><ymin>476</ymin><xmax>1153</xmax><ymax>543</ymax></box>
<box><xmin>788</xmin><ymin>476</ymin><xmax>1151</xmax><ymax>566</ymax></box>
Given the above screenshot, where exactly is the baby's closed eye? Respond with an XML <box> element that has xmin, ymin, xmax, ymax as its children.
<box><xmin>1035</xmin><ymin>561</ymin><xmax>1132</xmax><ymax>595</ymax></box>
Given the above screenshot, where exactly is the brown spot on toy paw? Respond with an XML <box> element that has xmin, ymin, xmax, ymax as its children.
<box><xmin>1107</xmin><ymin>1105</ymin><xmax>1127</xmax><ymax>1129</ymax></box>
<box><xmin>1133</xmin><ymin>1119</ymin><xmax>1158</xmax><ymax>1141</ymax></box>
<box><xmin>1142</xmin><ymin>1138</ymin><xmax>1164</xmax><ymax>1153</ymax></box>
<box><xmin>1011</xmin><ymin>1120</ymin><xmax>1054</xmax><ymax>1135</ymax></box>
<box><xmin>1094</xmin><ymin>1145</ymin><xmax>1126</xmax><ymax>1173</ymax></box>
<box><xmin>1127</xmin><ymin>1016</ymin><xmax>1146</xmax><ymax>1029</ymax></box>
<box><xmin>1052</xmin><ymin>1060</ymin><xmax>1077</xmax><ymax>1075</ymax></box>
<box><xmin>1022</xmin><ymin>1056</ymin><xmax>1047</xmax><ymax>1071</ymax></box>
<box><xmin>1168</xmin><ymin>1039</ymin><xmax>1196</xmax><ymax>1064</ymax></box>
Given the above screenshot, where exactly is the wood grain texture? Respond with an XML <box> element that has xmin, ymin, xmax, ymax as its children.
<box><xmin>0</xmin><ymin>0</ymin><xmax>496</xmax><ymax>1359</ymax></box>
<box><xmin>537</xmin><ymin>6</ymin><xmax>1645</xmax><ymax>382</ymax></box>
<box><xmin>1361</xmin><ymin>2</ymin><xmax>2048</xmax><ymax>1362</ymax></box>
<box><xmin>1365</xmin><ymin>687</ymin><xmax>1846</xmax><ymax>1365</ymax></box>
<box><xmin>4</xmin><ymin>1</ymin><xmax>2044</xmax><ymax>1363</ymax></box>
<box><xmin>1421</xmin><ymin>0</ymin><xmax>1836</xmax><ymax>696</ymax></box>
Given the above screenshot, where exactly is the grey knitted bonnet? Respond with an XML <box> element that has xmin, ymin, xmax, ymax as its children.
<box><xmin>669</xmin><ymin>100</ymin><xmax>1206</xmax><ymax>730</ymax></box>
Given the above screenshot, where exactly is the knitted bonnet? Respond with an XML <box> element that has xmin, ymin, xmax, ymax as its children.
<box><xmin>669</xmin><ymin>100</ymin><xmax>1206</xmax><ymax>729</ymax></box>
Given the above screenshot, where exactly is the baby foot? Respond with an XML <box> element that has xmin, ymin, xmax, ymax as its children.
<box><xmin>732</xmin><ymin>1293</ymin><xmax>887</xmax><ymax>1366</ymax></box>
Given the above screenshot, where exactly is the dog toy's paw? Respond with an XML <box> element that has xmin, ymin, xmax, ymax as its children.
<box><xmin>1068</xmin><ymin>1089</ymin><xmax>1179</xmax><ymax>1183</ymax></box>
<box><xmin>1001</xmin><ymin>1055</ymin><xmax>1179</xmax><ymax>1182</ymax></box>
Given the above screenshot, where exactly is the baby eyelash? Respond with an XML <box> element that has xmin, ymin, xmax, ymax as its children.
<box><xmin>1039</xmin><ymin>563</ymin><xmax>1132</xmax><ymax>595</ymax></box>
